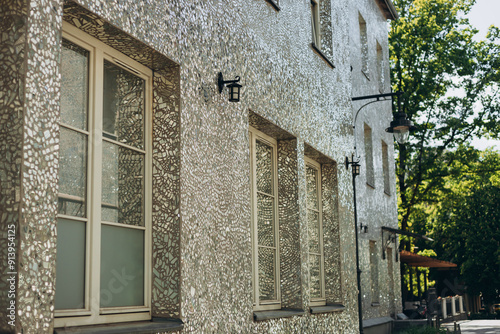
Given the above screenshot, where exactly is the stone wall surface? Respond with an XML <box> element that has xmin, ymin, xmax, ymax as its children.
<box><xmin>0</xmin><ymin>0</ymin><xmax>399</xmax><ymax>332</ymax></box>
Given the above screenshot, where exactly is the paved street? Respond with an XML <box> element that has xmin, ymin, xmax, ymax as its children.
<box><xmin>443</xmin><ymin>320</ymin><xmax>500</xmax><ymax>333</ymax></box>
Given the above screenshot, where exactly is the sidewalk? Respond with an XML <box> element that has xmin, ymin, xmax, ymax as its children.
<box><xmin>442</xmin><ymin>320</ymin><xmax>500</xmax><ymax>333</ymax></box>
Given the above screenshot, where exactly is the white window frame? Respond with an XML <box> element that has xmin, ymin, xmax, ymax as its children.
<box><xmin>305</xmin><ymin>157</ymin><xmax>326</xmax><ymax>306</ymax></box>
<box><xmin>55</xmin><ymin>22</ymin><xmax>152</xmax><ymax>327</ymax></box>
<box><xmin>249</xmin><ymin>127</ymin><xmax>281</xmax><ymax>311</ymax></box>
<box><xmin>311</xmin><ymin>0</ymin><xmax>321</xmax><ymax>48</ymax></box>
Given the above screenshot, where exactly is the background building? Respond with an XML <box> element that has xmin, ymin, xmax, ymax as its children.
<box><xmin>1</xmin><ymin>0</ymin><xmax>400</xmax><ymax>333</ymax></box>
<box><xmin>350</xmin><ymin>0</ymin><xmax>403</xmax><ymax>332</ymax></box>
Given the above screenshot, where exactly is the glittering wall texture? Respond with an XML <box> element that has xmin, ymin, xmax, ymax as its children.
<box><xmin>0</xmin><ymin>0</ymin><xmax>401</xmax><ymax>332</ymax></box>
<box><xmin>0</xmin><ymin>0</ymin><xmax>63</xmax><ymax>332</ymax></box>
<box><xmin>0</xmin><ymin>0</ymin><xmax>27</xmax><ymax>331</ymax></box>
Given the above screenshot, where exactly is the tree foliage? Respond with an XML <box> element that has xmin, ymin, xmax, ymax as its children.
<box><xmin>389</xmin><ymin>0</ymin><xmax>500</xmax><ymax>243</ymax></box>
<box><xmin>389</xmin><ymin>0</ymin><xmax>500</xmax><ymax>307</ymax></box>
<box><xmin>412</xmin><ymin>149</ymin><xmax>500</xmax><ymax>307</ymax></box>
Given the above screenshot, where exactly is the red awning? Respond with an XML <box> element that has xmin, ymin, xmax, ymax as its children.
<box><xmin>400</xmin><ymin>250</ymin><xmax>457</xmax><ymax>268</ymax></box>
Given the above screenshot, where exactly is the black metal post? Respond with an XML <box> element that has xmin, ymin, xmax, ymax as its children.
<box><xmin>352</xmin><ymin>170</ymin><xmax>364</xmax><ymax>334</ymax></box>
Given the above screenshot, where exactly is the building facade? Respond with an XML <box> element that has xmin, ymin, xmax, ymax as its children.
<box><xmin>350</xmin><ymin>0</ymin><xmax>403</xmax><ymax>332</ymax></box>
<box><xmin>1</xmin><ymin>0</ymin><xmax>400</xmax><ymax>333</ymax></box>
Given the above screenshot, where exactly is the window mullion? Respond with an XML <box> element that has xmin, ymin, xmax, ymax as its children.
<box><xmin>89</xmin><ymin>47</ymin><xmax>104</xmax><ymax>319</ymax></box>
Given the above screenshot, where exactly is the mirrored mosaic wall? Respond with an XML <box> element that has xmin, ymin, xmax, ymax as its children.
<box><xmin>0</xmin><ymin>0</ymin><xmax>402</xmax><ymax>332</ymax></box>
<box><xmin>0</xmin><ymin>0</ymin><xmax>27</xmax><ymax>331</ymax></box>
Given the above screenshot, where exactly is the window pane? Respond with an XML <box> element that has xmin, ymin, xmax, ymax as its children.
<box><xmin>58</xmin><ymin>127</ymin><xmax>87</xmax><ymax>217</ymax></box>
<box><xmin>103</xmin><ymin>60</ymin><xmax>145</xmax><ymax>149</ymax></box>
<box><xmin>255</xmin><ymin>140</ymin><xmax>273</xmax><ymax>194</ymax></box>
<box><xmin>55</xmin><ymin>218</ymin><xmax>85</xmax><ymax>310</ymax></box>
<box><xmin>306</xmin><ymin>165</ymin><xmax>319</xmax><ymax>210</ymax></box>
<box><xmin>100</xmin><ymin>224</ymin><xmax>144</xmax><ymax>308</ymax></box>
<box><xmin>258</xmin><ymin>247</ymin><xmax>276</xmax><ymax>301</ymax></box>
<box><xmin>257</xmin><ymin>193</ymin><xmax>275</xmax><ymax>247</ymax></box>
<box><xmin>101</xmin><ymin>141</ymin><xmax>144</xmax><ymax>226</ymax></box>
<box><xmin>61</xmin><ymin>39</ymin><xmax>88</xmax><ymax>130</ymax></box>
<box><xmin>310</xmin><ymin>254</ymin><xmax>321</xmax><ymax>299</ymax></box>
<box><xmin>308</xmin><ymin>209</ymin><xmax>320</xmax><ymax>253</ymax></box>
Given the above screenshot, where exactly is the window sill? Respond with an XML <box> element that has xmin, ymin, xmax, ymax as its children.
<box><xmin>366</xmin><ymin>182</ymin><xmax>375</xmax><ymax>189</ymax></box>
<box><xmin>310</xmin><ymin>43</ymin><xmax>335</xmax><ymax>69</ymax></box>
<box><xmin>264</xmin><ymin>0</ymin><xmax>280</xmax><ymax>11</ymax></box>
<box><xmin>54</xmin><ymin>318</ymin><xmax>183</xmax><ymax>334</ymax></box>
<box><xmin>384</xmin><ymin>190</ymin><xmax>391</xmax><ymax>196</ymax></box>
<box><xmin>310</xmin><ymin>303</ymin><xmax>345</xmax><ymax>314</ymax></box>
<box><xmin>254</xmin><ymin>309</ymin><xmax>305</xmax><ymax>321</ymax></box>
<box><xmin>371</xmin><ymin>302</ymin><xmax>381</xmax><ymax>307</ymax></box>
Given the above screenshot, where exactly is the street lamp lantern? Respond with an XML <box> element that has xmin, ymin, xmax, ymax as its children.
<box><xmin>385</xmin><ymin>112</ymin><xmax>415</xmax><ymax>145</ymax></box>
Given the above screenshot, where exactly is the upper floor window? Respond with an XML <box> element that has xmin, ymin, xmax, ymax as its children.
<box><xmin>359</xmin><ymin>13</ymin><xmax>369</xmax><ymax>78</ymax></box>
<box><xmin>55</xmin><ymin>25</ymin><xmax>152</xmax><ymax>327</ymax></box>
<box><xmin>376</xmin><ymin>41</ymin><xmax>385</xmax><ymax>92</ymax></box>
<box><xmin>309</xmin><ymin>0</ymin><xmax>334</xmax><ymax>68</ymax></box>
<box><xmin>250</xmin><ymin>127</ymin><xmax>281</xmax><ymax>310</ymax></box>
<box><xmin>364</xmin><ymin>123</ymin><xmax>375</xmax><ymax>187</ymax></box>
<box><xmin>311</xmin><ymin>0</ymin><xmax>321</xmax><ymax>48</ymax></box>
<box><xmin>382</xmin><ymin>140</ymin><xmax>390</xmax><ymax>195</ymax></box>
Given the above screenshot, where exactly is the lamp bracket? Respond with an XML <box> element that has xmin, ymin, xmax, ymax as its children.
<box><xmin>218</xmin><ymin>72</ymin><xmax>241</xmax><ymax>94</ymax></box>
<box><xmin>344</xmin><ymin>155</ymin><xmax>360</xmax><ymax>170</ymax></box>
<box><xmin>352</xmin><ymin>91</ymin><xmax>403</xmax><ymax>102</ymax></box>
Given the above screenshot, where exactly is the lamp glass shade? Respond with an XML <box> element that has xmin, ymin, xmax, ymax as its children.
<box><xmin>393</xmin><ymin>130</ymin><xmax>410</xmax><ymax>145</ymax></box>
<box><xmin>228</xmin><ymin>82</ymin><xmax>241</xmax><ymax>102</ymax></box>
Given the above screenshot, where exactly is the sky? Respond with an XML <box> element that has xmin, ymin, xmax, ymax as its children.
<box><xmin>467</xmin><ymin>0</ymin><xmax>500</xmax><ymax>150</ymax></box>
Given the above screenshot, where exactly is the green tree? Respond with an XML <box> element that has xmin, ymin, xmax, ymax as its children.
<box><xmin>422</xmin><ymin>149</ymin><xmax>500</xmax><ymax>310</ymax></box>
<box><xmin>389</xmin><ymin>0</ymin><xmax>500</xmax><ymax>248</ymax></box>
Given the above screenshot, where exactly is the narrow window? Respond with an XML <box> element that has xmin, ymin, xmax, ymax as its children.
<box><xmin>311</xmin><ymin>0</ymin><xmax>321</xmax><ymax>48</ymax></box>
<box><xmin>305</xmin><ymin>157</ymin><xmax>326</xmax><ymax>306</ymax></box>
<box><xmin>387</xmin><ymin>247</ymin><xmax>395</xmax><ymax>312</ymax></box>
<box><xmin>250</xmin><ymin>127</ymin><xmax>281</xmax><ymax>310</ymax></box>
<box><xmin>364</xmin><ymin>124</ymin><xmax>375</xmax><ymax>187</ymax></box>
<box><xmin>376</xmin><ymin>41</ymin><xmax>384</xmax><ymax>92</ymax></box>
<box><xmin>359</xmin><ymin>13</ymin><xmax>369</xmax><ymax>78</ymax></box>
<box><xmin>370</xmin><ymin>241</ymin><xmax>379</xmax><ymax>304</ymax></box>
<box><xmin>382</xmin><ymin>141</ymin><xmax>390</xmax><ymax>195</ymax></box>
<box><xmin>55</xmin><ymin>25</ymin><xmax>152</xmax><ymax>326</ymax></box>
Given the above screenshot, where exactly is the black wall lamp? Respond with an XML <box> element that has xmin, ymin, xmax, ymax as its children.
<box><xmin>352</xmin><ymin>91</ymin><xmax>415</xmax><ymax>145</ymax></box>
<box><xmin>218</xmin><ymin>72</ymin><xmax>242</xmax><ymax>102</ymax></box>
<box><xmin>345</xmin><ymin>155</ymin><xmax>361</xmax><ymax>177</ymax></box>
<box><xmin>360</xmin><ymin>223</ymin><xmax>368</xmax><ymax>233</ymax></box>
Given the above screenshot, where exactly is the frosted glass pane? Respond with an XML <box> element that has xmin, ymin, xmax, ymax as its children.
<box><xmin>258</xmin><ymin>247</ymin><xmax>276</xmax><ymax>301</ymax></box>
<box><xmin>308</xmin><ymin>209</ymin><xmax>320</xmax><ymax>253</ymax></box>
<box><xmin>55</xmin><ymin>218</ymin><xmax>86</xmax><ymax>310</ymax></box>
<box><xmin>61</xmin><ymin>39</ymin><xmax>88</xmax><ymax>130</ymax></box>
<box><xmin>310</xmin><ymin>254</ymin><xmax>321</xmax><ymax>299</ymax></box>
<box><xmin>306</xmin><ymin>165</ymin><xmax>319</xmax><ymax>210</ymax></box>
<box><xmin>103</xmin><ymin>60</ymin><xmax>145</xmax><ymax>149</ymax></box>
<box><xmin>58</xmin><ymin>127</ymin><xmax>87</xmax><ymax>217</ymax></box>
<box><xmin>100</xmin><ymin>224</ymin><xmax>144</xmax><ymax>308</ymax></box>
<box><xmin>101</xmin><ymin>141</ymin><xmax>144</xmax><ymax>226</ymax></box>
<box><xmin>255</xmin><ymin>140</ymin><xmax>273</xmax><ymax>194</ymax></box>
<box><xmin>257</xmin><ymin>193</ymin><xmax>275</xmax><ymax>247</ymax></box>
